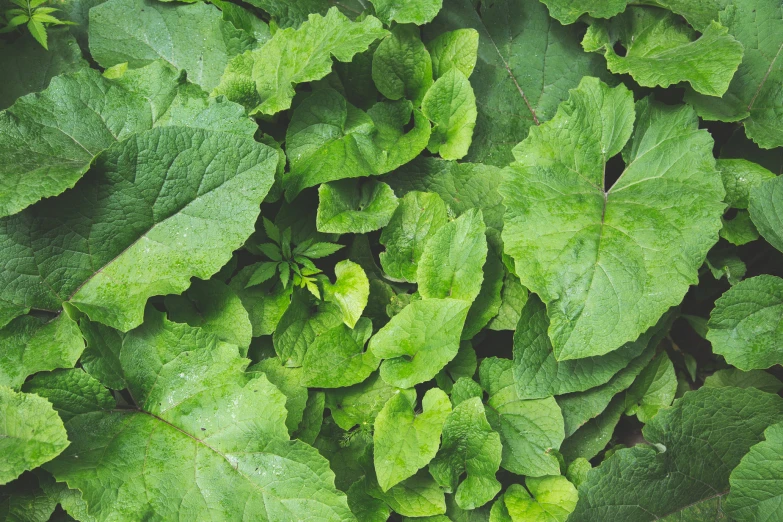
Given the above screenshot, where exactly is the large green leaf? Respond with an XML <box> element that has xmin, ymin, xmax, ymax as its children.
<box><xmin>749</xmin><ymin>174</ymin><xmax>783</xmax><ymax>253</ymax></box>
<box><xmin>372</xmin><ymin>24</ymin><xmax>433</xmax><ymax>105</ymax></box>
<box><xmin>379</xmin><ymin>191</ymin><xmax>448</xmax><ymax>282</ymax></box>
<box><xmin>0</xmin><ymin>31</ymin><xmax>87</xmax><ymax>110</ymax></box>
<box><xmin>243</xmin><ymin>0</ymin><xmax>328</xmax><ymax>28</ymax></box>
<box><xmin>725</xmin><ymin>421</ymin><xmax>783</xmax><ymax>521</ymax></box>
<box><xmin>0</xmin><ymin>387</ymin><xmax>69</xmax><ymax>485</ymax></box>
<box><xmin>0</xmin><ymin>126</ymin><xmax>277</xmax><ymax>332</ymax></box>
<box><xmin>479</xmin><ymin>358</ymin><xmax>565</xmax><ymax>477</ymax></box>
<box><xmin>273</xmin><ymin>290</ymin><xmax>343</xmax><ymax>367</ymax></box>
<box><xmin>500</xmin><ymin>78</ymin><xmax>724</xmax><ymax>360</ymax></box>
<box><xmin>512</xmin><ymin>296</ymin><xmax>663</xmax><ymax>399</ymax></box>
<box><xmin>539</xmin><ymin>0</ymin><xmax>627</xmax><ymax>25</ymax></box>
<box><xmin>214</xmin><ymin>7</ymin><xmax>386</xmax><ymax>115</ymax></box>
<box><xmin>421</xmin><ymin>68</ymin><xmax>477</xmax><ymax>160</ymax></box>
<box><xmin>369</xmin><ymin>298</ymin><xmax>471</xmax><ymax>388</ymax></box>
<box><xmin>326</xmin><ymin>372</ymin><xmax>406</xmax><ymax>431</ymax></box>
<box><xmin>40</xmin><ymin>311</ymin><xmax>354</xmax><ymax>521</ymax></box>
<box><xmin>426</xmin><ymin>28</ymin><xmax>478</xmax><ymax>80</ymax></box>
<box><xmin>89</xmin><ymin>0</ymin><xmax>255</xmax><ymax>91</ymax></box>
<box><xmin>302</xmin><ymin>319</ymin><xmax>380</xmax><ymax>388</ymax></box>
<box><xmin>323</xmin><ymin>260</ymin><xmax>370</xmax><ymax>329</ymax></box>
<box><xmin>570</xmin><ymin>386</ymin><xmax>783</xmax><ymax>521</ymax></box>
<box><xmin>164</xmin><ymin>278</ymin><xmax>252</xmax><ymax>353</ymax></box>
<box><xmin>317</xmin><ymin>180</ymin><xmax>399</xmax><ymax>234</ymax></box>
<box><xmin>417</xmin><ymin>208</ymin><xmax>487</xmax><ymax>302</ymax></box>
<box><xmin>684</xmin><ymin>0</ymin><xmax>783</xmax><ymax>148</ymax></box>
<box><xmin>556</xmin><ymin>347</ymin><xmax>656</xmax><ymax>437</ymax></box>
<box><xmin>283</xmin><ymin>90</ymin><xmax>430</xmax><ymax>199</ymax></box>
<box><xmin>385</xmin><ymin>157</ymin><xmax>505</xmax><ymax>249</ymax></box>
<box><xmin>718</xmin><ymin>158</ymin><xmax>776</xmax><ymax>209</ymax></box>
<box><xmin>707</xmin><ymin>275</ymin><xmax>783</xmax><ymax>370</ymax></box>
<box><xmin>0</xmin><ymin>61</ymin><xmax>255</xmax><ymax>219</ymax></box>
<box><xmin>0</xmin><ymin>312</ymin><xmax>84</xmax><ymax>389</ymax></box>
<box><xmin>490</xmin><ymin>477</ymin><xmax>578</xmax><ymax>522</ymax></box>
<box><xmin>425</xmin><ymin>0</ymin><xmax>611</xmax><ymax>166</ymax></box>
<box><xmin>369</xmin><ymin>0</ymin><xmax>443</xmax><ymax>25</ymax></box>
<box><xmin>429</xmin><ymin>397</ymin><xmax>502</xmax><ymax>510</ymax></box>
<box><xmin>582</xmin><ymin>7</ymin><xmax>743</xmax><ymax>96</ymax></box>
<box><xmin>374</xmin><ymin>388</ymin><xmax>451</xmax><ymax>491</ymax></box>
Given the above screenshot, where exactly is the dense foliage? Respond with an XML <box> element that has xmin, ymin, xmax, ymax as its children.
<box><xmin>1</xmin><ymin>0</ymin><xmax>782</xmax><ymax>520</ymax></box>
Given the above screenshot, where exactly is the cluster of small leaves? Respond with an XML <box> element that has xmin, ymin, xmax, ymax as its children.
<box><xmin>0</xmin><ymin>0</ymin><xmax>72</xmax><ymax>49</ymax></box>
<box><xmin>1</xmin><ymin>0</ymin><xmax>783</xmax><ymax>521</ymax></box>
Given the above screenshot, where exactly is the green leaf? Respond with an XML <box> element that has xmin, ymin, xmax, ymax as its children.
<box><xmin>0</xmin><ymin>31</ymin><xmax>86</xmax><ymax>111</ymax></box>
<box><xmin>450</xmin><ymin>377</ymin><xmax>483</xmax><ymax>407</ymax></box>
<box><xmin>748</xmin><ymin>174</ymin><xmax>783</xmax><ymax>253</ymax></box>
<box><xmin>40</xmin><ymin>311</ymin><xmax>354</xmax><ymax>521</ymax></box>
<box><xmin>244</xmin><ymin>261</ymin><xmax>279</xmax><ymax>287</ymax></box>
<box><xmin>369</xmin><ymin>0</ymin><xmax>443</xmax><ymax>25</ymax></box>
<box><xmin>462</xmin><ymin>250</ymin><xmax>505</xmax><ymax>340</ymax></box>
<box><xmin>370</xmin><ymin>298</ymin><xmax>471</xmax><ymax>388</ymax></box>
<box><xmin>27</xmin><ymin>19</ymin><xmax>48</xmax><ymax>49</ymax></box>
<box><xmin>570</xmin><ymin>386</ymin><xmax>783</xmax><ymax>521</ymax></box>
<box><xmin>417</xmin><ymin>208</ymin><xmax>487</xmax><ymax>302</ymax></box>
<box><xmin>0</xmin><ymin>312</ymin><xmax>84</xmax><ymax>389</ymax></box>
<box><xmin>424</xmin><ymin>0</ymin><xmax>611</xmax><ymax>166</ymax></box>
<box><xmin>78</xmin><ymin>318</ymin><xmax>125</xmax><ymax>390</ymax></box>
<box><xmin>704</xmin><ymin>368</ymin><xmax>783</xmax><ymax>394</ymax></box>
<box><xmin>317</xmin><ymin>179</ymin><xmax>399</xmax><ymax>234</ymax></box>
<box><xmin>385</xmin><ymin>157</ymin><xmax>505</xmax><ymax>249</ymax></box>
<box><xmin>163</xmin><ymin>278</ymin><xmax>253</xmax><ymax>353</ymax></box>
<box><xmin>426</xmin><ymin>28</ymin><xmax>478</xmax><ymax>79</ymax></box>
<box><xmin>725</xmin><ymin>421</ymin><xmax>783</xmax><ymax>521</ymax></box>
<box><xmin>0</xmin><ymin>126</ymin><xmax>277</xmax><ymax>332</ymax></box>
<box><xmin>326</xmin><ymin>371</ymin><xmax>405</xmax><ymax>431</ymax></box>
<box><xmin>582</xmin><ymin>7</ymin><xmax>743</xmax><ymax>97</ymax></box>
<box><xmin>367</xmin><ymin>470</ymin><xmax>447</xmax><ymax>517</ymax></box>
<box><xmin>429</xmin><ymin>397</ymin><xmax>502</xmax><ymax>510</ymax></box>
<box><xmin>243</xmin><ymin>0</ymin><xmax>328</xmax><ymax>29</ymax></box>
<box><xmin>89</xmin><ymin>0</ymin><xmax>255</xmax><ymax>91</ymax></box>
<box><xmin>0</xmin><ymin>61</ymin><xmax>256</xmax><ymax>218</ymax></box>
<box><xmin>324</xmin><ymin>260</ymin><xmax>370</xmax><ymax>328</ymax></box>
<box><xmin>214</xmin><ymin>7</ymin><xmax>386</xmax><ymax>115</ymax></box>
<box><xmin>0</xmin><ymin>473</ymin><xmax>58</xmax><ymax>522</ymax></box>
<box><xmin>556</xmin><ymin>346</ymin><xmax>656</xmax><ymax>437</ymax></box>
<box><xmin>372</xmin><ymin>24</ymin><xmax>433</xmax><ymax>105</ymax></box>
<box><xmin>721</xmin><ymin>210</ymin><xmax>760</xmax><ymax>245</ymax></box>
<box><xmin>21</xmin><ymin>368</ymin><xmax>115</xmax><ymax>425</ymax></box>
<box><xmin>379</xmin><ymin>191</ymin><xmax>448</xmax><ymax>282</ymax></box>
<box><xmin>421</xmin><ymin>69</ymin><xmax>477</xmax><ymax>160</ymax></box>
<box><xmin>0</xmin><ymin>387</ymin><xmax>69</xmax><ymax>485</ymax></box>
<box><xmin>539</xmin><ymin>0</ymin><xmax>627</xmax><ymax>25</ymax></box>
<box><xmin>293</xmin><ymin>390</ymin><xmax>326</xmax><ymax>445</ymax></box>
<box><xmin>273</xmin><ymin>289</ymin><xmax>343</xmax><ymax>366</ymax></box>
<box><xmin>229</xmin><ymin>264</ymin><xmax>293</xmax><ymax>337</ymax></box>
<box><xmin>488</xmin><ymin>273</ymin><xmax>528</xmax><ymax>331</ymax></box>
<box><xmin>302</xmin><ymin>318</ymin><xmax>379</xmax><ymax>387</ymax></box>
<box><xmin>500</xmin><ymin>78</ymin><xmax>724</xmax><ymax>360</ymax></box>
<box><xmin>497</xmin><ymin>477</ymin><xmax>578</xmax><ymax>522</ymax></box>
<box><xmin>684</xmin><ymin>0</ymin><xmax>783</xmax><ymax>149</ymax></box>
<box><xmin>566</xmin><ymin>458</ymin><xmax>592</xmax><ymax>489</ymax></box>
<box><xmin>512</xmin><ymin>296</ymin><xmax>666</xmax><ymax>399</ymax></box>
<box><xmin>559</xmin><ymin>393</ymin><xmax>626</xmax><ymax>462</ymax></box>
<box><xmin>623</xmin><ymin>352</ymin><xmax>677</xmax><ymax>423</ymax></box>
<box><xmin>249</xmin><ymin>356</ymin><xmax>308</xmax><ymax>434</ymax></box>
<box><xmin>706</xmin><ymin>247</ymin><xmax>747</xmax><ymax>285</ymax></box>
<box><xmin>300</xmin><ymin>242</ymin><xmax>345</xmax><ymax>259</ymax></box>
<box><xmin>707</xmin><ymin>275</ymin><xmax>783</xmax><ymax>370</ymax></box>
<box><xmin>374</xmin><ymin>388</ymin><xmax>451</xmax><ymax>491</ymax></box>
<box><xmin>718</xmin><ymin>158</ymin><xmax>776</xmax><ymax>209</ymax></box>
<box><xmin>479</xmin><ymin>358</ymin><xmax>565</xmax><ymax>477</ymax></box>
<box><xmin>284</xmin><ymin>89</ymin><xmax>429</xmax><ymax>199</ymax></box>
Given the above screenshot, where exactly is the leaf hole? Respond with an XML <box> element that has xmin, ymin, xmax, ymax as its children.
<box><xmin>613</xmin><ymin>41</ymin><xmax>628</xmax><ymax>57</ymax></box>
